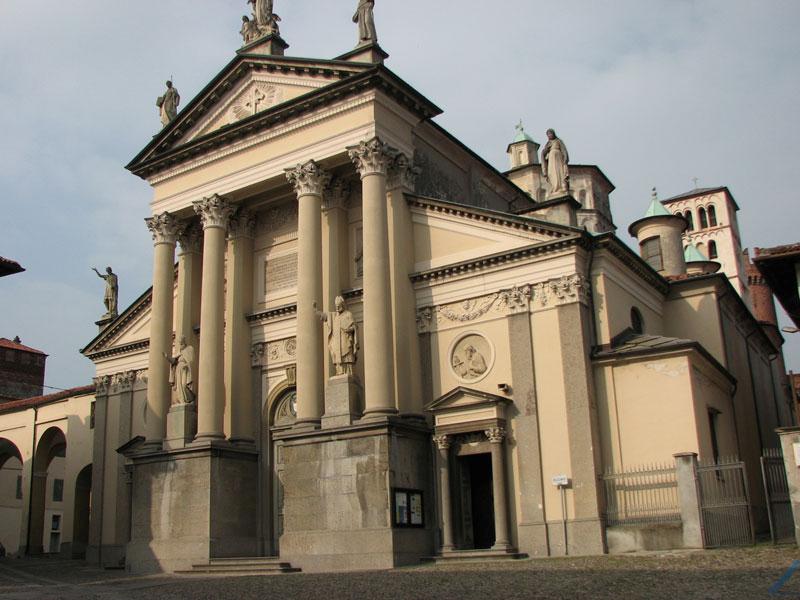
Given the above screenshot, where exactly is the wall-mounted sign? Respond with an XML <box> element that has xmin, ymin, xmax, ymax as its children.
<box><xmin>392</xmin><ymin>488</ymin><xmax>424</xmax><ymax>528</ymax></box>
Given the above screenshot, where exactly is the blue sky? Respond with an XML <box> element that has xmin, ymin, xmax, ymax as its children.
<box><xmin>1</xmin><ymin>0</ymin><xmax>798</xmax><ymax>390</ymax></box>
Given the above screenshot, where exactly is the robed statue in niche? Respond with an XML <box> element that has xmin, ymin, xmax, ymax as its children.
<box><xmin>166</xmin><ymin>337</ymin><xmax>195</xmax><ymax>405</ymax></box>
<box><xmin>353</xmin><ymin>0</ymin><xmax>377</xmax><ymax>45</ymax></box>
<box><xmin>316</xmin><ymin>296</ymin><xmax>359</xmax><ymax>376</ymax></box>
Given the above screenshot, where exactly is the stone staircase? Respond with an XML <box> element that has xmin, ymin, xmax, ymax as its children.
<box><xmin>175</xmin><ymin>556</ymin><xmax>301</xmax><ymax>576</ymax></box>
<box><xmin>423</xmin><ymin>548</ymin><xmax>528</xmax><ymax>564</ymax></box>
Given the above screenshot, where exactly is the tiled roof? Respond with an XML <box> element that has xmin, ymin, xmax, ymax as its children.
<box><xmin>754</xmin><ymin>243</ymin><xmax>800</xmax><ymax>259</ymax></box>
<box><xmin>0</xmin><ymin>385</ymin><xmax>95</xmax><ymax>414</ymax></box>
<box><xmin>0</xmin><ymin>337</ymin><xmax>47</xmax><ymax>355</ymax></box>
<box><xmin>594</xmin><ymin>331</ymin><xmax>696</xmax><ymax>358</ymax></box>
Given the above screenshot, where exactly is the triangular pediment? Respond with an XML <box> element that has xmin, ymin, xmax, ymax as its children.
<box><xmin>426</xmin><ymin>386</ymin><xmax>510</xmax><ymax>413</ymax></box>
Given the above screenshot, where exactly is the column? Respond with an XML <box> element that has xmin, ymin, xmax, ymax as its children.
<box><xmin>348</xmin><ymin>137</ymin><xmax>397</xmax><ymax>416</ymax></box>
<box><xmin>673</xmin><ymin>452</ymin><xmax>704</xmax><ymax>549</ymax></box>
<box><xmin>286</xmin><ymin>160</ymin><xmax>330</xmax><ymax>427</ymax></box>
<box><xmin>193</xmin><ymin>194</ymin><xmax>235</xmax><ymax>442</ymax></box>
<box><xmin>433</xmin><ymin>434</ymin><xmax>455</xmax><ymax>551</ymax></box>
<box><xmin>486</xmin><ymin>427</ymin><xmax>511</xmax><ymax>550</ymax></box>
<box><xmin>144</xmin><ymin>212</ymin><xmax>179</xmax><ymax>448</ymax></box>
<box><xmin>387</xmin><ymin>153</ymin><xmax>423</xmax><ymax>415</ymax></box>
<box><xmin>226</xmin><ymin>208</ymin><xmax>256</xmax><ymax>444</ymax></box>
<box><xmin>175</xmin><ymin>221</ymin><xmax>202</xmax><ymax>386</ymax></box>
<box><xmin>322</xmin><ymin>179</ymin><xmax>351</xmax><ymax>380</ymax></box>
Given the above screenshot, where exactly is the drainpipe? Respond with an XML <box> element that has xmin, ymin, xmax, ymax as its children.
<box><xmin>25</xmin><ymin>406</ymin><xmax>37</xmax><ymax>556</ymax></box>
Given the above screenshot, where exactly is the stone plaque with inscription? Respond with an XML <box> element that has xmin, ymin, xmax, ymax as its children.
<box><xmin>265</xmin><ymin>253</ymin><xmax>298</xmax><ymax>294</ymax></box>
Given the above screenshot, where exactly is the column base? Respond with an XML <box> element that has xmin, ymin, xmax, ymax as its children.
<box><xmin>492</xmin><ymin>542</ymin><xmax>512</xmax><ymax>551</ymax></box>
<box><xmin>193</xmin><ymin>432</ymin><xmax>226</xmax><ymax>444</ymax></box>
<box><xmin>140</xmin><ymin>439</ymin><xmax>164</xmax><ymax>453</ymax></box>
<box><xmin>228</xmin><ymin>437</ymin><xmax>256</xmax><ymax>448</ymax></box>
<box><xmin>360</xmin><ymin>407</ymin><xmax>399</xmax><ymax>422</ymax></box>
<box><xmin>292</xmin><ymin>419</ymin><xmax>321</xmax><ymax>432</ymax></box>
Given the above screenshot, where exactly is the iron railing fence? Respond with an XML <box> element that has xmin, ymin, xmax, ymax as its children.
<box><xmin>761</xmin><ymin>448</ymin><xmax>794</xmax><ymax>544</ymax></box>
<box><xmin>697</xmin><ymin>456</ymin><xmax>754</xmax><ymax>548</ymax></box>
<box><xmin>601</xmin><ymin>462</ymin><xmax>681</xmax><ymax>527</ymax></box>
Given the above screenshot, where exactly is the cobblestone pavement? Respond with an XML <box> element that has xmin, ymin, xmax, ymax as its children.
<box><xmin>0</xmin><ymin>546</ymin><xmax>798</xmax><ymax>600</ymax></box>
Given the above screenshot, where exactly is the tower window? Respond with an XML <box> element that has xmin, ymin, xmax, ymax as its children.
<box><xmin>640</xmin><ymin>236</ymin><xmax>664</xmax><ymax>272</ymax></box>
<box><xmin>708</xmin><ymin>205</ymin><xmax>717</xmax><ymax>227</ymax></box>
<box><xmin>699</xmin><ymin>207</ymin><xmax>708</xmax><ymax>229</ymax></box>
<box><xmin>708</xmin><ymin>240</ymin><xmax>718</xmax><ymax>259</ymax></box>
<box><xmin>684</xmin><ymin>211</ymin><xmax>694</xmax><ymax>231</ymax></box>
<box><xmin>631</xmin><ymin>307</ymin><xmax>645</xmax><ymax>334</ymax></box>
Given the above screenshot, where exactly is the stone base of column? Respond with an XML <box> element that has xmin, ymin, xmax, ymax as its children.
<box><xmin>122</xmin><ymin>443</ymin><xmax>259</xmax><ymax>574</ymax></box>
<box><xmin>164</xmin><ymin>403</ymin><xmax>198</xmax><ymax>451</ymax></box>
<box><xmin>360</xmin><ymin>406</ymin><xmax>399</xmax><ymax>422</ymax></box>
<box><xmin>275</xmin><ymin>419</ymin><xmax>433</xmax><ymax>572</ymax></box>
<box><xmin>322</xmin><ymin>375</ymin><xmax>362</xmax><ymax>429</ymax></box>
<box><xmin>292</xmin><ymin>419</ymin><xmax>321</xmax><ymax>432</ymax></box>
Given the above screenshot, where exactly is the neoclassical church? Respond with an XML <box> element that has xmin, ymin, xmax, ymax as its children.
<box><xmin>1</xmin><ymin>4</ymin><xmax>793</xmax><ymax>573</ymax></box>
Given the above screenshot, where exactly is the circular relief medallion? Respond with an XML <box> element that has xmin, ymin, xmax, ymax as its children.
<box><xmin>449</xmin><ymin>333</ymin><xmax>494</xmax><ymax>383</ymax></box>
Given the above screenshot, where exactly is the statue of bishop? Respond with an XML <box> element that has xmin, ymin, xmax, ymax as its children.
<box><xmin>316</xmin><ymin>296</ymin><xmax>359</xmax><ymax>376</ymax></box>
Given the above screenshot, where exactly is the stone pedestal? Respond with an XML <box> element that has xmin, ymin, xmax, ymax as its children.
<box><xmin>164</xmin><ymin>403</ymin><xmax>197</xmax><ymax>451</ymax></box>
<box><xmin>123</xmin><ymin>443</ymin><xmax>258</xmax><ymax>574</ymax></box>
<box><xmin>95</xmin><ymin>314</ymin><xmax>116</xmax><ymax>332</ymax></box>
<box><xmin>240</xmin><ymin>33</ymin><xmax>289</xmax><ymax>56</ymax></box>
<box><xmin>275</xmin><ymin>419</ymin><xmax>433</xmax><ymax>572</ymax></box>
<box><xmin>322</xmin><ymin>375</ymin><xmax>362</xmax><ymax>429</ymax></box>
<box><xmin>523</xmin><ymin>196</ymin><xmax>580</xmax><ymax>227</ymax></box>
<box><xmin>336</xmin><ymin>42</ymin><xmax>389</xmax><ymax>64</ymax></box>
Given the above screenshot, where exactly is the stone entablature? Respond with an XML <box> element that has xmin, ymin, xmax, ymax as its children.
<box><xmin>251</xmin><ymin>337</ymin><xmax>297</xmax><ymax>367</ymax></box>
<box><xmin>93</xmin><ymin>369</ymin><xmax>147</xmax><ymax>396</ymax></box>
<box><xmin>417</xmin><ymin>275</ymin><xmax>589</xmax><ymax>334</ymax></box>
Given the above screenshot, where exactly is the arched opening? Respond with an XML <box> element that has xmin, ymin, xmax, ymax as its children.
<box><xmin>0</xmin><ymin>438</ymin><xmax>24</xmax><ymax>556</ymax></box>
<box><xmin>708</xmin><ymin>240</ymin><xmax>718</xmax><ymax>259</ymax></box>
<box><xmin>71</xmin><ymin>464</ymin><xmax>92</xmax><ymax>558</ymax></box>
<box><xmin>261</xmin><ymin>383</ymin><xmax>297</xmax><ymax>557</ymax></box>
<box><xmin>630</xmin><ymin>307</ymin><xmax>645</xmax><ymax>334</ymax></box>
<box><xmin>696</xmin><ymin>242</ymin><xmax>706</xmax><ymax>258</ymax></box>
<box><xmin>684</xmin><ymin>210</ymin><xmax>694</xmax><ymax>231</ymax></box>
<box><xmin>698</xmin><ymin>207</ymin><xmax>708</xmax><ymax>229</ymax></box>
<box><xmin>28</xmin><ymin>427</ymin><xmax>66</xmax><ymax>555</ymax></box>
<box><xmin>708</xmin><ymin>205</ymin><xmax>718</xmax><ymax>227</ymax></box>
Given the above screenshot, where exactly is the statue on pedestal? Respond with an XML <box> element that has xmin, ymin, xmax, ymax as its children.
<box><xmin>156</xmin><ymin>81</ymin><xmax>180</xmax><ymax>128</ymax></box>
<box><xmin>353</xmin><ymin>0</ymin><xmax>377</xmax><ymax>46</ymax></box>
<box><xmin>541</xmin><ymin>129</ymin><xmax>570</xmax><ymax>198</ymax></box>
<box><xmin>166</xmin><ymin>337</ymin><xmax>195</xmax><ymax>405</ymax></box>
<box><xmin>91</xmin><ymin>266</ymin><xmax>118</xmax><ymax>318</ymax></box>
<box><xmin>316</xmin><ymin>296</ymin><xmax>359</xmax><ymax>376</ymax></box>
<box><xmin>243</xmin><ymin>0</ymin><xmax>281</xmax><ymax>42</ymax></box>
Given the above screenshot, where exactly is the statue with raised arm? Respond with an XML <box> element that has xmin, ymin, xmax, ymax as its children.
<box><xmin>166</xmin><ymin>337</ymin><xmax>195</xmax><ymax>405</ymax></box>
<box><xmin>353</xmin><ymin>0</ymin><xmax>377</xmax><ymax>46</ymax></box>
<box><xmin>156</xmin><ymin>81</ymin><xmax>180</xmax><ymax>128</ymax></box>
<box><xmin>316</xmin><ymin>296</ymin><xmax>359</xmax><ymax>376</ymax></box>
<box><xmin>541</xmin><ymin>128</ymin><xmax>570</xmax><ymax>198</ymax></box>
<box><xmin>92</xmin><ymin>266</ymin><xmax>118</xmax><ymax>318</ymax></box>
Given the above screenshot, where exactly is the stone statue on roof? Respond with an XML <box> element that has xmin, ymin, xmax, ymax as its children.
<box><xmin>92</xmin><ymin>266</ymin><xmax>118</xmax><ymax>318</ymax></box>
<box><xmin>353</xmin><ymin>0</ymin><xmax>377</xmax><ymax>46</ymax></box>
<box><xmin>541</xmin><ymin>129</ymin><xmax>570</xmax><ymax>199</ymax></box>
<box><xmin>156</xmin><ymin>81</ymin><xmax>180</xmax><ymax>128</ymax></box>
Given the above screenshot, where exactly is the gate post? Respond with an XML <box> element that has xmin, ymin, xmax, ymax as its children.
<box><xmin>674</xmin><ymin>453</ymin><xmax>704</xmax><ymax>549</ymax></box>
<box><xmin>777</xmin><ymin>427</ymin><xmax>800</xmax><ymax>547</ymax></box>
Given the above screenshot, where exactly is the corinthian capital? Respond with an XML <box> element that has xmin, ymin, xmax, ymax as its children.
<box><xmin>176</xmin><ymin>220</ymin><xmax>202</xmax><ymax>255</ymax></box>
<box><xmin>193</xmin><ymin>194</ymin><xmax>234</xmax><ymax>230</ymax></box>
<box><xmin>348</xmin><ymin>136</ymin><xmax>397</xmax><ymax>178</ymax></box>
<box><xmin>432</xmin><ymin>434</ymin><xmax>451</xmax><ymax>450</ymax></box>
<box><xmin>228</xmin><ymin>208</ymin><xmax>257</xmax><ymax>239</ymax></box>
<box><xmin>145</xmin><ymin>212</ymin><xmax>179</xmax><ymax>245</ymax></box>
<box><xmin>387</xmin><ymin>152</ymin><xmax>420</xmax><ymax>191</ymax></box>
<box><xmin>285</xmin><ymin>160</ymin><xmax>331</xmax><ymax>197</ymax></box>
<box><xmin>485</xmin><ymin>427</ymin><xmax>506</xmax><ymax>444</ymax></box>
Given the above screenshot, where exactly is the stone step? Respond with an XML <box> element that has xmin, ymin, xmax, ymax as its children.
<box><xmin>422</xmin><ymin>549</ymin><xmax>528</xmax><ymax>564</ymax></box>
<box><xmin>175</xmin><ymin>556</ymin><xmax>301</xmax><ymax>575</ymax></box>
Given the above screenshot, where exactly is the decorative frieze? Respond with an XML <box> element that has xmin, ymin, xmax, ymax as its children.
<box><xmin>251</xmin><ymin>337</ymin><xmax>298</xmax><ymax>367</ymax></box>
<box><xmin>193</xmin><ymin>194</ymin><xmax>235</xmax><ymax>230</ymax></box>
<box><xmin>416</xmin><ymin>276</ymin><xmax>588</xmax><ymax>333</ymax></box>
<box><xmin>348</xmin><ymin>136</ymin><xmax>396</xmax><ymax>178</ymax></box>
<box><xmin>110</xmin><ymin>370</ymin><xmax>137</xmax><ymax>393</ymax></box>
<box><xmin>145</xmin><ymin>212</ymin><xmax>179</xmax><ymax>245</ymax></box>
<box><xmin>285</xmin><ymin>159</ymin><xmax>330</xmax><ymax>197</ymax></box>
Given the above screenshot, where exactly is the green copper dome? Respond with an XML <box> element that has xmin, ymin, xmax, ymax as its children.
<box><xmin>684</xmin><ymin>244</ymin><xmax>707</xmax><ymax>262</ymax></box>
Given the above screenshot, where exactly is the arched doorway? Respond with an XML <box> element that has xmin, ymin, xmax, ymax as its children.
<box><xmin>261</xmin><ymin>384</ymin><xmax>297</xmax><ymax>556</ymax></box>
<box><xmin>71</xmin><ymin>464</ymin><xmax>92</xmax><ymax>558</ymax></box>
<box><xmin>28</xmin><ymin>427</ymin><xmax>66</xmax><ymax>555</ymax></box>
<box><xmin>0</xmin><ymin>438</ymin><xmax>24</xmax><ymax>555</ymax></box>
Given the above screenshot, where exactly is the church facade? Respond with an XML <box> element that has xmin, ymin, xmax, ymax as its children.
<box><xmin>1</xmin><ymin>5</ymin><xmax>794</xmax><ymax>573</ymax></box>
